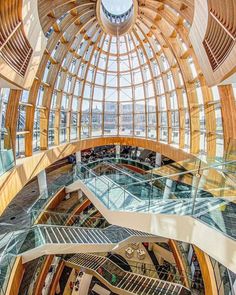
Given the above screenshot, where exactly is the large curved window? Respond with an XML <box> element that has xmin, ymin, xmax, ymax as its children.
<box><xmin>28</xmin><ymin>0</ymin><xmax>231</xmax><ymax>162</ymax></box>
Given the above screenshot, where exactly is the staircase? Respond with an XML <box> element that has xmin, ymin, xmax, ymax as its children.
<box><xmin>8</xmin><ymin>225</ymin><xmax>158</xmax><ymax>262</ymax></box>
<box><xmin>83</xmin><ymin>176</ymin><xmax>229</xmax><ymax>216</ymax></box>
<box><xmin>66</xmin><ymin>253</ymin><xmax>191</xmax><ymax>295</ymax></box>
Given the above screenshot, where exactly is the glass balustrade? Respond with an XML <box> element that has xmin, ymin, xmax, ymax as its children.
<box><xmin>0</xmin><ymin>128</ymin><xmax>14</xmax><ymax>177</ymax></box>
<box><xmin>103</xmin><ymin>252</ymin><xmax>192</xmax><ymax>286</ymax></box>
<box><xmin>67</xmin><ymin>253</ymin><xmax>191</xmax><ymax>294</ymax></box>
<box><xmin>30</xmin><ymin>209</ymin><xmax>108</xmax><ymax>228</ymax></box>
<box><xmin>0</xmin><ymin>212</ymin><xmax>110</xmax><ymax>293</ymax></box>
<box><xmin>85</xmin><ymin>157</ymin><xmax>153</xmax><ymax>171</ymax></box>
<box><xmin>0</xmin><ymin>229</ymin><xmax>31</xmax><ymax>294</ymax></box>
<box><xmin>28</xmin><ymin>171</ymin><xmax>75</xmax><ymax>215</ymax></box>
<box><xmin>76</xmin><ymin>157</ymin><xmax>236</xmax><ymax>240</ymax></box>
<box><xmin>210</xmin><ymin>257</ymin><xmax>236</xmax><ymax>295</ymax></box>
<box><xmin>0</xmin><ymin>253</ymin><xmax>16</xmax><ymax>295</ymax></box>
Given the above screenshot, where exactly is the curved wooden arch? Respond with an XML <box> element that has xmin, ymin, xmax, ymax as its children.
<box><xmin>0</xmin><ymin>137</ymin><xmax>194</xmax><ymax>216</ymax></box>
<box><xmin>1</xmin><ymin>0</ymin><xmax>234</xmax><ymax>164</ymax></box>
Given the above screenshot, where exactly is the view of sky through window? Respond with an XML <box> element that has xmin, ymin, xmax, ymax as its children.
<box><xmin>102</xmin><ymin>0</ymin><xmax>133</xmax><ymax>15</ymax></box>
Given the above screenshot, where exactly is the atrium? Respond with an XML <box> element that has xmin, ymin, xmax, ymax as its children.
<box><xmin>0</xmin><ymin>0</ymin><xmax>236</xmax><ymax>294</ymax></box>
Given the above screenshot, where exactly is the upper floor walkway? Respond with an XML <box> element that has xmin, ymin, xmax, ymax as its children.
<box><xmin>66</xmin><ymin>157</ymin><xmax>236</xmax><ymax>273</ymax></box>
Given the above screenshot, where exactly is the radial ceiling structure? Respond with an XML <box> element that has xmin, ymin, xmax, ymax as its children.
<box><xmin>30</xmin><ymin>0</ymin><xmax>212</xmax><ymax>156</ymax></box>
<box><xmin>0</xmin><ymin>2</ymin><xmax>236</xmax><ymax>293</ymax></box>
<box><xmin>0</xmin><ymin>0</ymin><xmax>236</xmax><ymax>179</ymax></box>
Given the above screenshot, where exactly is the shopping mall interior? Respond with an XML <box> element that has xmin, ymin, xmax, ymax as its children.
<box><xmin>0</xmin><ymin>0</ymin><xmax>236</xmax><ymax>294</ymax></box>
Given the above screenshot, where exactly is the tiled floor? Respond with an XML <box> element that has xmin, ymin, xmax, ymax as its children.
<box><xmin>0</xmin><ymin>164</ymin><xmax>72</xmax><ymax>234</ymax></box>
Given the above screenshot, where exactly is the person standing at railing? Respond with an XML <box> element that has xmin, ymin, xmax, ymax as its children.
<box><xmin>98</xmin><ymin>266</ymin><xmax>104</xmax><ymax>276</ymax></box>
<box><xmin>111</xmin><ymin>273</ymin><xmax>117</xmax><ymax>285</ymax></box>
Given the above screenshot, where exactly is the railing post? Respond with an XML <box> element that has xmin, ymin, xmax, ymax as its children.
<box><xmin>95</xmin><ymin>176</ymin><xmax>97</xmax><ymax>195</ymax></box>
<box><xmin>108</xmin><ymin>181</ymin><xmax>110</xmax><ymax>209</ymax></box>
<box><xmin>150</xmin><ymin>170</ymin><xmax>154</xmax><ymax>212</ymax></box>
<box><xmin>123</xmin><ymin>186</ymin><xmax>126</xmax><ymax>211</ymax></box>
<box><xmin>191</xmin><ymin>173</ymin><xmax>201</xmax><ymax>215</ymax></box>
<box><xmin>37</xmin><ymin>169</ymin><xmax>48</xmax><ymax>197</ymax></box>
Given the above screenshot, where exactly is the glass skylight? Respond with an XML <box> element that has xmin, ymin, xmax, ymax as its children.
<box><xmin>102</xmin><ymin>0</ymin><xmax>133</xmax><ymax>15</ymax></box>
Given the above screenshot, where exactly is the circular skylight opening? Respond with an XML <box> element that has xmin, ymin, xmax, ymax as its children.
<box><xmin>102</xmin><ymin>0</ymin><xmax>133</xmax><ymax>16</ymax></box>
<box><xmin>98</xmin><ymin>0</ymin><xmax>137</xmax><ymax>35</ymax></box>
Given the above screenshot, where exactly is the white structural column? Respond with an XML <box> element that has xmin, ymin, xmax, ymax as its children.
<box><xmin>75</xmin><ymin>151</ymin><xmax>82</xmax><ymax>183</ymax></box>
<box><xmin>155</xmin><ymin>152</ymin><xmax>162</xmax><ymax>167</ymax></box>
<box><xmin>163</xmin><ymin>178</ymin><xmax>174</xmax><ymax>199</ymax></box>
<box><xmin>116</xmin><ymin>144</ymin><xmax>120</xmax><ymax>158</ymax></box>
<box><xmin>37</xmin><ymin>169</ymin><xmax>48</xmax><ymax>196</ymax></box>
<box><xmin>78</xmin><ymin>189</ymin><xmax>83</xmax><ymax>199</ymax></box>
<box><xmin>78</xmin><ymin>274</ymin><xmax>93</xmax><ymax>295</ymax></box>
<box><xmin>76</xmin><ymin>151</ymin><xmax>82</xmax><ymax>164</ymax></box>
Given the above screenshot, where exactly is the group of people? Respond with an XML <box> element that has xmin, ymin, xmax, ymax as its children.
<box><xmin>68</xmin><ymin>145</ymin><xmax>159</xmax><ymax>167</ymax></box>
<box><xmin>97</xmin><ymin>267</ymin><xmax>118</xmax><ymax>285</ymax></box>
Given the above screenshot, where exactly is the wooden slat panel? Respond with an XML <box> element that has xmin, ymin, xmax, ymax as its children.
<box><xmin>0</xmin><ymin>0</ymin><xmax>33</xmax><ymax>76</ymax></box>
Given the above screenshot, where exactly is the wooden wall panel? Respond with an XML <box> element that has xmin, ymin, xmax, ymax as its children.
<box><xmin>0</xmin><ymin>0</ymin><xmax>47</xmax><ymax>88</ymax></box>
<box><xmin>218</xmin><ymin>85</ymin><xmax>236</xmax><ymax>151</ymax></box>
<box><xmin>190</xmin><ymin>0</ymin><xmax>236</xmax><ymax>86</ymax></box>
<box><xmin>5</xmin><ymin>257</ymin><xmax>25</xmax><ymax>295</ymax></box>
<box><xmin>4</xmin><ymin>89</ymin><xmax>22</xmax><ymax>157</ymax></box>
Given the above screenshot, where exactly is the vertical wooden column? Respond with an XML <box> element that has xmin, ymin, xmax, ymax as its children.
<box><xmin>166</xmin><ymin>92</ymin><xmax>172</xmax><ymax>144</ymax></box>
<box><xmin>40</xmin><ymin>85</ymin><xmax>55</xmax><ymax>150</ymax></box>
<box><xmin>66</xmin><ymin>94</ymin><xmax>73</xmax><ymax>142</ymax></box>
<box><xmin>49</xmin><ymin>260</ymin><xmax>65</xmax><ymax>295</ymax></box>
<box><xmin>176</xmin><ymin>88</ymin><xmax>185</xmax><ymax>149</ymax></box>
<box><xmin>25</xmin><ymin>78</ymin><xmax>42</xmax><ymax>156</ymax></box>
<box><xmin>40</xmin><ymin>106</ymin><xmax>49</xmax><ymax>150</ymax></box>
<box><xmin>4</xmin><ymin>90</ymin><xmax>22</xmax><ymax>157</ymax></box>
<box><xmin>186</xmin><ymin>82</ymin><xmax>200</xmax><ymax>155</ymax></box>
<box><xmin>218</xmin><ymin>85</ymin><xmax>236</xmax><ymax>154</ymax></box>
<box><xmin>199</xmin><ymin>76</ymin><xmax>216</xmax><ymax>158</ymax></box>
<box><xmin>25</xmin><ymin>105</ymin><xmax>35</xmax><ymax>156</ymax></box>
<box><xmin>168</xmin><ymin>240</ymin><xmax>190</xmax><ymax>288</ymax></box>
<box><xmin>194</xmin><ymin>246</ymin><xmax>218</xmax><ymax>295</ymax></box>
<box><xmin>34</xmin><ymin>256</ymin><xmax>54</xmax><ymax>295</ymax></box>
<box><xmin>54</xmin><ymin>91</ymin><xmax>63</xmax><ymax>146</ymax></box>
